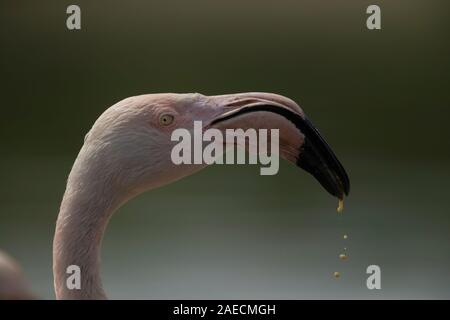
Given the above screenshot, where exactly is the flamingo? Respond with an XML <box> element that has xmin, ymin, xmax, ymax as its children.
<box><xmin>35</xmin><ymin>92</ymin><xmax>348</xmax><ymax>299</ymax></box>
<box><xmin>0</xmin><ymin>250</ymin><xmax>34</xmax><ymax>299</ymax></box>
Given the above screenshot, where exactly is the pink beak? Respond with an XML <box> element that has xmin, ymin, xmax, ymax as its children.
<box><xmin>207</xmin><ymin>92</ymin><xmax>350</xmax><ymax>200</ymax></box>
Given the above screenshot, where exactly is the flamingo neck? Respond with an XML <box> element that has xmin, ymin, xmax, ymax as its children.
<box><xmin>53</xmin><ymin>150</ymin><xmax>129</xmax><ymax>299</ymax></box>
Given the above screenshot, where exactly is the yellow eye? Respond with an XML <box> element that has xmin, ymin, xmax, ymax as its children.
<box><xmin>159</xmin><ymin>114</ymin><xmax>174</xmax><ymax>126</ymax></box>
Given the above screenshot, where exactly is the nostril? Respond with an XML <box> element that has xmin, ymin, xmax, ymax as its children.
<box><xmin>224</xmin><ymin>98</ymin><xmax>262</xmax><ymax>108</ymax></box>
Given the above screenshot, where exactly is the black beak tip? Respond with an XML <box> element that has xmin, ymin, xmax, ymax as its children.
<box><xmin>318</xmin><ymin>167</ymin><xmax>350</xmax><ymax>201</ymax></box>
<box><xmin>296</xmin><ymin>118</ymin><xmax>350</xmax><ymax>201</ymax></box>
<box><xmin>336</xmin><ymin>167</ymin><xmax>350</xmax><ymax>199</ymax></box>
<box><xmin>337</xmin><ymin>176</ymin><xmax>350</xmax><ymax>200</ymax></box>
<box><xmin>297</xmin><ymin>151</ymin><xmax>350</xmax><ymax>201</ymax></box>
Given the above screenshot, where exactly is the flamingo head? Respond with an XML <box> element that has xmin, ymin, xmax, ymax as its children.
<box><xmin>81</xmin><ymin>92</ymin><xmax>349</xmax><ymax>200</ymax></box>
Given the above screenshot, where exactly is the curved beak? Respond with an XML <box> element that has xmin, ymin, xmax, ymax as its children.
<box><xmin>207</xmin><ymin>93</ymin><xmax>350</xmax><ymax>199</ymax></box>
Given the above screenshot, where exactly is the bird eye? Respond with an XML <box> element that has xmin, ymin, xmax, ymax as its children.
<box><xmin>159</xmin><ymin>114</ymin><xmax>174</xmax><ymax>126</ymax></box>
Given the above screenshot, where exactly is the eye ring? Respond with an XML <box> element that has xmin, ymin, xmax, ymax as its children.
<box><xmin>159</xmin><ymin>114</ymin><xmax>175</xmax><ymax>126</ymax></box>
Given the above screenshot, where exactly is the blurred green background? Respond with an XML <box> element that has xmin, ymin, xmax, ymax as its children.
<box><xmin>1</xmin><ymin>0</ymin><xmax>449</xmax><ymax>299</ymax></box>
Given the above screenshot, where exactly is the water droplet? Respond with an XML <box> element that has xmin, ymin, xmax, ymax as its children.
<box><xmin>339</xmin><ymin>253</ymin><xmax>348</xmax><ymax>260</ymax></box>
<box><xmin>343</xmin><ymin>234</ymin><xmax>348</xmax><ymax>240</ymax></box>
<box><xmin>337</xmin><ymin>199</ymin><xmax>344</xmax><ymax>213</ymax></box>
<box><xmin>343</xmin><ymin>247</ymin><xmax>347</xmax><ymax>251</ymax></box>
<box><xmin>333</xmin><ymin>271</ymin><xmax>340</xmax><ymax>278</ymax></box>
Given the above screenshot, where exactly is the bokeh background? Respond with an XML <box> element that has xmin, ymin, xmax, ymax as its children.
<box><xmin>1</xmin><ymin>0</ymin><xmax>449</xmax><ymax>299</ymax></box>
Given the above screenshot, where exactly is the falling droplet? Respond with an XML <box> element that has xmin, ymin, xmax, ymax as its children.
<box><xmin>334</xmin><ymin>199</ymin><xmax>347</xmax><ymax>280</ymax></box>
<box><xmin>343</xmin><ymin>247</ymin><xmax>347</xmax><ymax>251</ymax></box>
<box><xmin>337</xmin><ymin>199</ymin><xmax>344</xmax><ymax>213</ymax></box>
